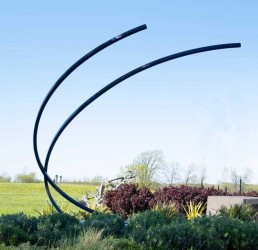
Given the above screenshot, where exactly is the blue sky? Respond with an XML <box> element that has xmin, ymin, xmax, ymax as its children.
<box><xmin>0</xmin><ymin>1</ymin><xmax>258</xmax><ymax>184</ymax></box>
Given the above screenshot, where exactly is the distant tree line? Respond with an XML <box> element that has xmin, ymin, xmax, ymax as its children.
<box><xmin>119</xmin><ymin>150</ymin><xmax>253</xmax><ymax>192</ymax></box>
<box><xmin>0</xmin><ymin>151</ymin><xmax>253</xmax><ymax>190</ymax></box>
<box><xmin>0</xmin><ymin>169</ymin><xmax>41</xmax><ymax>183</ymax></box>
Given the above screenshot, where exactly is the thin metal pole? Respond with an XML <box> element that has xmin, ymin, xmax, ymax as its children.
<box><xmin>33</xmin><ymin>25</ymin><xmax>147</xmax><ymax>213</ymax></box>
<box><xmin>240</xmin><ymin>176</ymin><xmax>242</xmax><ymax>194</ymax></box>
<box><xmin>43</xmin><ymin>43</ymin><xmax>241</xmax><ymax>212</ymax></box>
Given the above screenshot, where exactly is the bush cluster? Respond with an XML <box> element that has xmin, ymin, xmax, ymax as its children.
<box><xmin>0</xmin><ymin>212</ymin><xmax>127</xmax><ymax>248</ymax></box>
<box><xmin>2</xmin><ymin>210</ymin><xmax>258</xmax><ymax>249</ymax></box>
<box><xmin>82</xmin><ymin>212</ymin><xmax>125</xmax><ymax>237</ymax></box>
<box><xmin>104</xmin><ymin>184</ymin><xmax>258</xmax><ymax>217</ymax></box>
<box><xmin>2</xmin><ymin>184</ymin><xmax>258</xmax><ymax>248</ymax></box>
<box><xmin>1</xmin><ymin>201</ymin><xmax>258</xmax><ymax>249</ymax></box>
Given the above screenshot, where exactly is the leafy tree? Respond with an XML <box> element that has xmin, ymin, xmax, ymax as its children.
<box><xmin>14</xmin><ymin>171</ymin><xmax>40</xmax><ymax>183</ymax></box>
<box><xmin>91</xmin><ymin>175</ymin><xmax>105</xmax><ymax>184</ymax></box>
<box><xmin>0</xmin><ymin>172</ymin><xmax>11</xmax><ymax>182</ymax></box>
<box><xmin>120</xmin><ymin>150</ymin><xmax>165</xmax><ymax>187</ymax></box>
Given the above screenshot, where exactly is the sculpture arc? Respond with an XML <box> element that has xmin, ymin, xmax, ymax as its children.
<box><xmin>43</xmin><ymin>43</ymin><xmax>241</xmax><ymax>212</ymax></box>
<box><xmin>33</xmin><ymin>25</ymin><xmax>147</xmax><ymax>213</ymax></box>
<box><xmin>33</xmin><ymin>24</ymin><xmax>241</xmax><ymax>213</ymax></box>
<box><xmin>44</xmin><ymin>42</ymin><xmax>241</xmax><ymax>178</ymax></box>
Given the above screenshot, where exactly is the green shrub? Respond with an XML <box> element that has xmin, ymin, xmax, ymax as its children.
<box><xmin>2</xmin><ymin>210</ymin><xmax>258</xmax><ymax>249</ymax></box>
<box><xmin>123</xmin><ymin>213</ymin><xmax>258</xmax><ymax>250</ymax></box>
<box><xmin>145</xmin><ymin>216</ymin><xmax>258</xmax><ymax>250</ymax></box>
<box><xmin>0</xmin><ymin>213</ymin><xmax>38</xmax><ymax>246</ymax></box>
<box><xmin>82</xmin><ymin>213</ymin><xmax>125</xmax><ymax>237</ymax></box>
<box><xmin>126</xmin><ymin>210</ymin><xmax>170</xmax><ymax>244</ymax></box>
<box><xmin>0</xmin><ymin>213</ymin><xmax>82</xmax><ymax>247</ymax></box>
<box><xmin>217</xmin><ymin>203</ymin><xmax>257</xmax><ymax>222</ymax></box>
<box><xmin>37</xmin><ymin>213</ymin><xmax>80</xmax><ymax>247</ymax></box>
<box><xmin>147</xmin><ymin>220</ymin><xmax>203</xmax><ymax>250</ymax></box>
<box><xmin>201</xmin><ymin>216</ymin><xmax>258</xmax><ymax>249</ymax></box>
<box><xmin>0</xmin><ymin>224</ymin><xmax>29</xmax><ymax>246</ymax></box>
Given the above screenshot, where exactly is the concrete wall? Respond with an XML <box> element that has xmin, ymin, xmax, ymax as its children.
<box><xmin>206</xmin><ymin>196</ymin><xmax>258</xmax><ymax>216</ymax></box>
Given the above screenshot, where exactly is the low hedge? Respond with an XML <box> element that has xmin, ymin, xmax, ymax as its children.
<box><xmin>125</xmin><ymin>212</ymin><xmax>258</xmax><ymax>250</ymax></box>
<box><xmin>1</xmin><ymin>211</ymin><xmax>258</xmax><ymax>249</ymax></box>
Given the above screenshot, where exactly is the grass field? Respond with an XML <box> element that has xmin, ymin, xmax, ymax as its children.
<box><xmin>0</xmin><ymin>183</ymin><xmax>97</xmax><ymax>216</ymax></box>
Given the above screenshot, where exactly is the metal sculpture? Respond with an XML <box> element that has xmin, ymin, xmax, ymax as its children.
<box><xmin>78</xmin><ymin>171</ymin><xmax>136</xmax><ymax>207</ymax></box>
<box><xmin>33</xmin><ymin>24</ymin><xmax>241</xmax><ymax>213</ymax></box>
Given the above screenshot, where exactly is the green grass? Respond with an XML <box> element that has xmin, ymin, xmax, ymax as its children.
<box><xmin>0</xmin><ymin>183</ymin><xmax>97</xmax><ymax>216</ymax></box>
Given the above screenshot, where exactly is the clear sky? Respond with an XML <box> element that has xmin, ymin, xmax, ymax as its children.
<box><xmin>0</xmin><ymin>1</ymin><xmax>258</xmax><ymax>184</ymax></box>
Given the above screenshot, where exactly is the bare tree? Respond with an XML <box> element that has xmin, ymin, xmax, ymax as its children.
<box><xmin>183</xmin><ymin>164</ymin><xmax>197</xmax><ymax>185</ymax></box>
<box><xmin>133</xmin><ymin>150</ymin><xmax>165</xmax><ymax>171</ymax></box>
<box><xmin>220</xmin><ymin>166</ymin><xmax>230</xmax><ymax>191</ymax></box>
<box><xmin>221</xmin><ymin>167</ymin><xmax>230</xmax><ymax>180</ymax></box>
<box><xmin>163</xmin><ymin>162</ymin><xmax>181</xmax><ymax>185</ymax></box>
<box><xmin>199</xmin><ymin>166</ymin><xmax>207</xmax><ymax>188</ymax></box>
<box><xmin>240</xmin><ymin>167</ymin><xmax>253</xmax><ymax>192</ymax></box>
<box><xmin>230</xmin><ymin>168</ymin><xmax>239</xmax><ymax>191</ymax></box>
<box><xmin>242</xmin><ymin>168</ymin><xmax>253</xmax><ymax>184</ymax></box>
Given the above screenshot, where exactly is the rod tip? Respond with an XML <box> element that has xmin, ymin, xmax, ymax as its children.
<box><xmin>142</xmin><ymin>24</ymin><xmax>147</xmax><ymax>30</ymax></box>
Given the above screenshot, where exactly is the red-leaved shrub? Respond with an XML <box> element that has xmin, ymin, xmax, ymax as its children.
<box><xmin>150</xmin><ymin>185</ymin><xmax>228</xmax><ymax>213</ymax></box>
<box><xmin>103</xmin><ymin>184</ymin><xmax>258</xmax><ymax>216</ymax></box>
<box><xmin>103</xmin><ymin>183</ymin><xmax>153</xmax><ymax>218</ymax></box>
<box><xmin>244</xmin><ymin>191</ymin><xmax>258</xmax><ymax>197</ymax></box>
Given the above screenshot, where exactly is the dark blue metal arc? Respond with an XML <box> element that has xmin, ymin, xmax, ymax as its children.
<box><xmin>33</xmin><ymin>24</ymin><xmax>147</xmax><ymax>213</ymax></box>
<box><xmin>43</xmin><ymin>42</ymin><xmax>241</xmax><ymax>212</ymax></box>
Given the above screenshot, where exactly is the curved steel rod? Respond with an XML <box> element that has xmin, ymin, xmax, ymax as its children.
<box><xmin>44</xmin><ymin>43</ymin><xmax>241</xmax><ymax>212</ymax></box>
<box><xmin>33</xmin><ymin>24</ymin><xmax>147</xmax><ymax>213</ymax></box>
